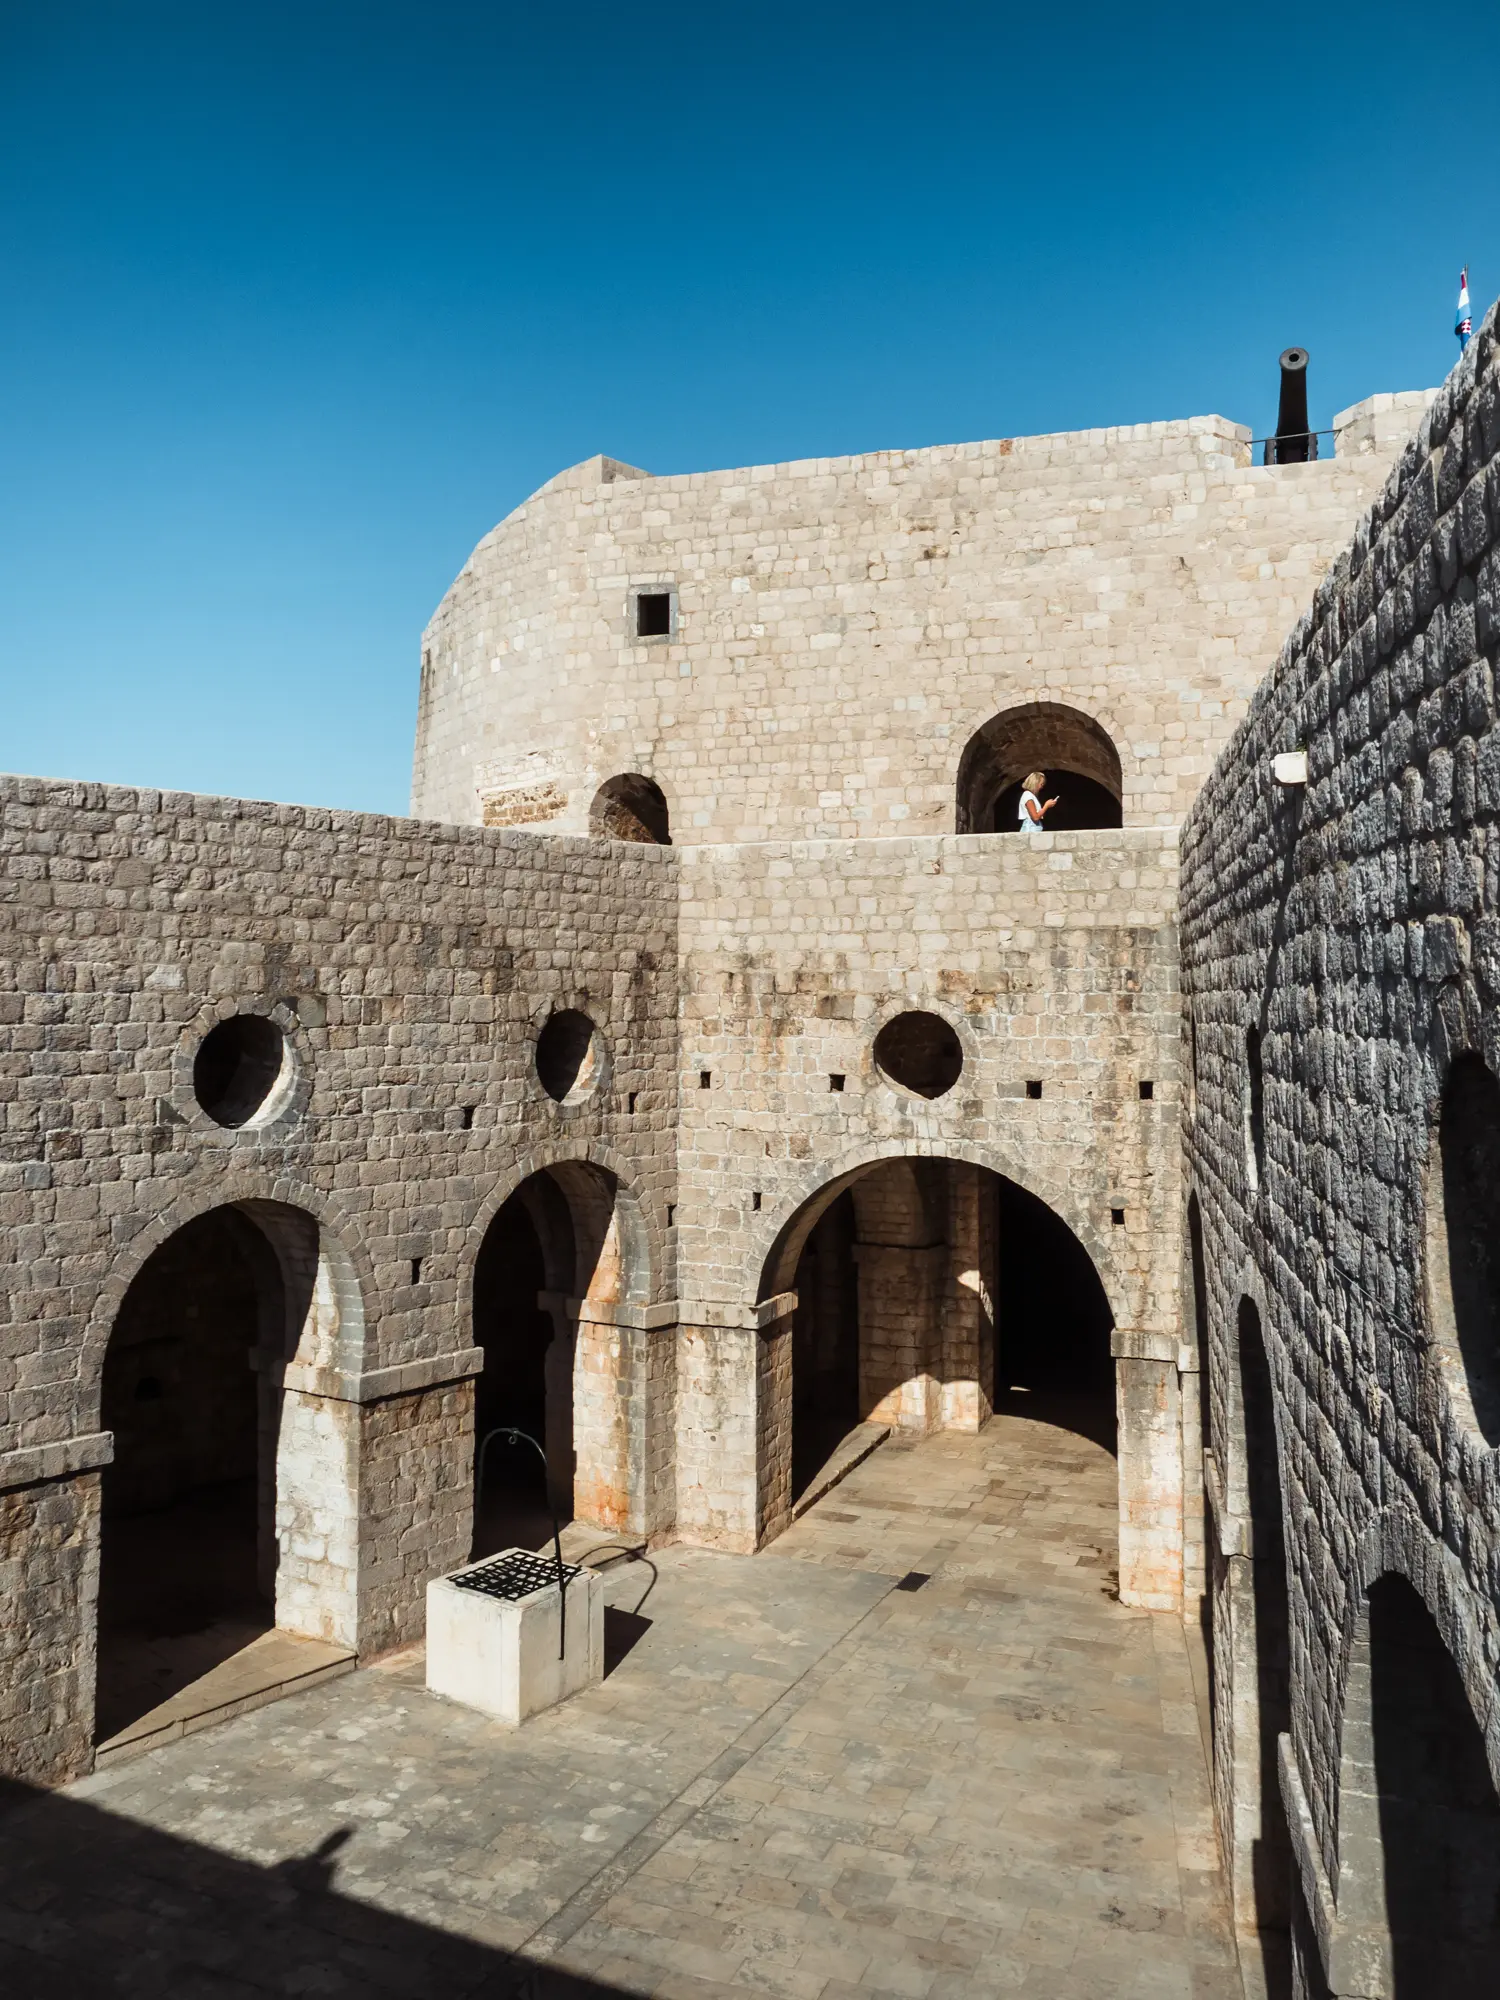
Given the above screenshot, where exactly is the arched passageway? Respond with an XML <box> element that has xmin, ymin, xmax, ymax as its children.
<box><xmin>955</xmin><ymin>702</ymin><xmax>1123</xmax><ymax>833</ymax></box>
<box><xmin>1332</xmin><ymin>1576</ymin><xmax>1500</xmax><ymax>1999</ymax></box>
<box><xmin>97</xmin><ymin>1210</ymin><xmax>270</xmax><ymax>1742</ymax></box>
<box><xmin>1235</xmin><ymin>1294</ymin><xmax>1292</xmax><ymax>1995</ymax></box>
<box><xmin>470</xmin><ymin>1162</ymin><xmax>628</xmax><ymax>1556</ymax></box>
<box><xmin>589</xmin><ymin>773</ymin><xmax>671</xmax><ymax>844</ymax></box>
<box><xmin>773</xmin><ymin>1158</ymin><xmax>1115</xmax><ymax>1515</ymax></box>
<box><xmin>95</xmin><ymin>1201</ymin><xmax>362</xmax><ymax>1746</ymax></box>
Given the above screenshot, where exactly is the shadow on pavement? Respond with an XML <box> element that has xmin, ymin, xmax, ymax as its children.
<box><xmin>0</xmin><ymin>1774</ymin><xmax>628</xmax><ymax>1999</ymax></box>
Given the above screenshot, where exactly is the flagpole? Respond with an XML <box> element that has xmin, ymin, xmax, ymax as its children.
<box><xmin>1456</xmin><ymin>266</ymin><xmax>1472</xmax><ymax>352</ymax></box>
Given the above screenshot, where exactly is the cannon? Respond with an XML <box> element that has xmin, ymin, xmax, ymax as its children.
<box><xmin>1264</xmin><ymin>347</ymin><xmax>1316</xmax><ymax>464</ymax></box>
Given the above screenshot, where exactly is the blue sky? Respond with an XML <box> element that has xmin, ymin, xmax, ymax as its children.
<box><xmin>1</xmin><ymin>1</ymin><xmax>1493</xmax><ymax>816</ymax></box>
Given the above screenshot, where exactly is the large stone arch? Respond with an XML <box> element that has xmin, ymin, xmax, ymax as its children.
<box><xmin>755</xmin><ymin>1134</ymin><xmax>1127</xmax><ymax>1329</ymax></box>
<box><xmin>462</xmin><ymin>1142</ymin><xmax>666</xmax><ymax>1541</ymax></box>
<box><xmin>461</xmin><ymin>1140</ymin><xmax>657</xmax><ymax>1316</ymax></box>
<box><xmin>1303</xmin><ymin>1524</ymin><xmax>1500</xmax><ymax>1999</ymax></box>
<box><xmin>78</xmin><ymin>1171</ymin><xmax>377</xmax><ymax>1433</ymax></box>
<box><xmin>955</xmin><ymin>699</ymin><xmax>1125</xmax><ymax>833</ymax></box>
<box><xmin>87</xmin><ymin>1182</ymin><xmax>375</xmax><ymax>1760</ymax></box>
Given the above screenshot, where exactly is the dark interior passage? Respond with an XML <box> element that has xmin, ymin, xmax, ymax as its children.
<box><xmin>995</xmin><ymin>1177</ymin><xmax>1116</xmax><ymax>1450</ymax></box>
<box><xmin>1238</xmin><ymin>1296</ymin><xmax>1291</xmax><ymax>1996</ymax></box>
<box><xmin>994</xmin><ymin>771</ymin><xmax>1123</xmax><ymax>832</ymax></box>
<box><xmin>1367</xmin><ymin>1576</ymin><xmax>1500</xmax><ymax>1998</ymax></box>
<box><xmin>790</xmin><ymin>1192</ymin><xmax>860</xmax><ymax>1500</ymax></box>
<box><xmin>471</xmin><ymin>1190</ymin><xmax>569</xmax><ymax>1557</ymax></box>
<box><xmin>97</xmin><ymin>1208</ymin><xmax>275</xmax><ymax>1743</ymax></box>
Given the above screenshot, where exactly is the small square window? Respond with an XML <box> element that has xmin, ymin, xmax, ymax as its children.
<box><xmin>460</xmin><ymin>1105</ymin><xmax>475</xmax><ymax>1129</ymax></box>
<box><xmin>752</xmin><ymin>1191</ymin><xmax>762</xmax><ymax>1211</ymax></box>
<box><xmin>1026</xmin><ymin>1080</ymin><xmax>1043</xmax><ymax>1100</ymax></box>
<box><xmin>1139</xmin><ymin>1080</ymin><xmax>1154</xmax><ymax>1101</ymax></box>
<box><xmin>699</xmin><ymin>1070</ymin><xmax>712</xmax><ymax>1089</ymax></box>
<box><xmin>410</xmin><ymin>1256</ymin><xmax>423</xmax><ymax>1284</ymax></box>
<box><xmin>666</xmin><ymin>1204</ymin><xmax>676</xmax><ymax>1227</ymax></box>
<box><xmin>627</xmin><ymin>1091</ymin><xmax>639</xmax><ymax>1113</ymax></box>
<box><xmin>829</xmin><ymin>1073</ymin><xmax>846</xmax><ymax>1092</ymax></box>
<box><xmin>1111</xmin><ymin>1208</ymin><xmax>1126</xmax><ymax>1227</ymax></box>
<box><xmin>635</xmin><ymin>590</ymin><xmax>673</xmax><ymax>639</ymax></box>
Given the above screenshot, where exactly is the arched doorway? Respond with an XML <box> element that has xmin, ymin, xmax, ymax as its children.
<box><xmin>94</xmin><ymin>1201</ymin><xmax>363</xmax><ymax>1747</ymax></box>
<box><xmin>589</xmin><ymin>773</ymin><xmax>671</xmax><ymax>844</ymax></box>
<box><xmin>955</xmin><ymin>701</ymin><xmax>1123</xmax><ymax>832</ymax></box>
<box><xmin>1236</xmin><ymin>1294</ymin><xmax>1292</xmax><ymax>1996</ymax></box>
<box><xmin>470</xmin><ymin>1162</ymin><xmax>628</xmax><ymax>1556</ymax></box>
<box><xmin>1332</xmin><ymin>1576</ymin><xmax>1500</xmax><ymax>1998</ymax></box>
<box><xmin>769</xmin><ymin>1157</ymin><xmax>1115</xmax><ymax>1522</ymax></box>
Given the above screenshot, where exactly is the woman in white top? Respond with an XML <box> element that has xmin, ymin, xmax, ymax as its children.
<box><xmin>1018</xmin><ymin>769</ymin><xmax>1059</xmax><ymax>831</ymax></box>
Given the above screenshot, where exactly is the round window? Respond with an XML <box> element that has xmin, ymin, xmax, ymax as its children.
<box><xmin>536</xmin><ymin>1009</ymin><xmax>603</xmax><ymax>1103</ymax></box>
<box><xmin>193</xmin><ymin>1015</ymin><xmax>290</xmax><ymax>1128</ymax></box>
<box><xmin>873</xmin><ymin>1012</ymin><xmax>963</xmax><ymax>1099</ymax></box>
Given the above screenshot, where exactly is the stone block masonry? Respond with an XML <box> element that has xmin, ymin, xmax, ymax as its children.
<box><xmin>0</xmin><ymin>777</ymin><xmax>678</xmax><ymax>1781</ymax></box>
<box><xmin>1181</xmin><ymin>300</ymin><xmax>1500</xmax><ymax>1989</ymax></box>
<box><xmin>0</xmin><ymin>367</ymin><xmax>1447</xmax><ymax>1809</ymax></box>
<box><xmin>412</xmin><ymin>399</ymin><xmax>1433</xmax><ymax>843</ymax></box>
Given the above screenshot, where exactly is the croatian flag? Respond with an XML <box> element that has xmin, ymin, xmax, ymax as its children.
<box><xmin>1456</xmin><ymin>267</ymin><xmax>1472</xmax><ymax>350</ymax></box>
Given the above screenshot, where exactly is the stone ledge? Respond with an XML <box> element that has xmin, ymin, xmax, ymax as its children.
<box><xmin>0</xmin><ymin>1431</ymin><xmax>112</xmax><ymax>1492</ymax></box>
<box><xmin>280</xmin><ymin>1350</ymin><xmax>485</xmax><ymax>1404</ymax></box>
<box><xmin>1110</xmin><ymin>1327</ymin><xmax>1179</xmax><ymax>1363</ymax></box>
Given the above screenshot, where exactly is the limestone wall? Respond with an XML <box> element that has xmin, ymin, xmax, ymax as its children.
<box><xmin>412</xmin><ymin>400</ymin><xmax>1432</xmax><ymax>843</ymax></box>
<box><xmin>1180</xmin><ymin>304</ymin><xmax>1500</xmax><ymax>1978</ymax></box>
<box><xmin>672</xmin><ymin>828</ymin><xmax>1186</xmax><ymax>1601</ymax></box>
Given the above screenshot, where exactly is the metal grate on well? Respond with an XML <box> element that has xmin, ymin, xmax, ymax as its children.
<box><xmin>451</xmin><ymin>1550</ymin><xmax>583</xmax><ymax>1602</ymax></box>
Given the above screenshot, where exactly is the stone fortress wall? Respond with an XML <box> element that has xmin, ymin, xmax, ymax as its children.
<box><xmin>0</xmin><ymin>780</ymin><xmax>678</xmax><ymax>1782</ymax></box>
<box><xmin>1181</xmin><ymin>299</ymin><xmax>1500</xmax><ymax>1994</ymax></box>
<box><xmin>412</xmin><ymin>396</ymin><xmax>1432</xmax><ymax>842</ymax></box>
<box><xmin>3</xmin><ymin>331</ymin><xmax>1479</xmax><ymax>2000</ymax></box>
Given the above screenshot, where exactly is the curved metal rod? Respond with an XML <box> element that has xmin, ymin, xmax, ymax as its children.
<box><xmin>476</xmin><ymin>1425</ymin><xmax>568</xmax><ymax>1660</ymax></box>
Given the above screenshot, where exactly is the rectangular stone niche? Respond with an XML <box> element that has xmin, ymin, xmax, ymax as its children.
<box><xmin>425</xmin><ymin>1547</ymin><xmax>603</xmax><ymax>1724</ymax></box>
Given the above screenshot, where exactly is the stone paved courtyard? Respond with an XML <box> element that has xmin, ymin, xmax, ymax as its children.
<box><xmin>0</xmin><ymin>1408</ymin><xmax>1239</xmax><ymax>1997</ymax></box>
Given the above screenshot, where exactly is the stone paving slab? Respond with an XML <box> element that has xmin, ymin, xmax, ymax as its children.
<box><xmin>0</xmin><ymin>1413</ymin><xmax>1241</xmax><ymax>1998</ymax></box>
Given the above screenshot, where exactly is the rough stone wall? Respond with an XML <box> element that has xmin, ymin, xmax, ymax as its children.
<box><xmin>676</xmin><ymin>829</ymin><xmax>1179</xmax><ymax>1328</ymax></box>
<box><xmin>412</xmin><ymin>401</ymin><xmax>1432</xmax><ymax>843</ymax></box>
<box><xmin>1181</xmin><ymin>304</ymin><xmax>1500</xmax><ymax>1981</ymax></box>
<box><xmin>672</xmin><ymin>827</ymin><xmax>1186</xmax><ymax>1599</ymax></box>
<box><xmin>0</xmin><ymin>775</ymin><xmax>678</xmax><ymax>1778</ymax></box>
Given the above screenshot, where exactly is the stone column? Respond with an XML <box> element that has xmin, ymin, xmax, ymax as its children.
<box><xmin>940</xmin><ymin>1162</ymin><xmax>996</xmax><ymax>1432</ymax></box>
<box><xmin>673</xmin><ymin>1294</ymin><xmax>791</xmax><ymax>1552</ymax></box>
<box><xmin>853</xmin><ymin>1243</ymin><xmax>945</xmax><ymax>1432</ymax></box>
<box><xmin>570</xmin><ymin>1299</ymin><xmax>678</xmax><ymax>1542</ymax></box>
<box><xmin>1112</xmin><ymin>1329</ymin><xmax>1184</xmax><ymax>1611</ymax></box>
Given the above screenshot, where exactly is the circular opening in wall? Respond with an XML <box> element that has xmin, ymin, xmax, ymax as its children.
<box><xmin>536</xmin><ymin>1009</ymin><xmax>603</xmax><ymax>1103</ymax></box>
<box><xmin>193</xmin><ymin>1015</ymin><xmax>290</xmax><ymax>1128</ymax></box>
<box><xmin>873</xmin><ymin>1012</ymin><xmax>963</xmax><ymax>1100</ymax></box>
<box><xmin>1425</xmin><ymin>1052</ymin><xmax>1500</xmax><ymax>1447</ymax></box>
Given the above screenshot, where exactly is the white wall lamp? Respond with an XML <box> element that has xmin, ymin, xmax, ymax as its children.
<box><xmin>1273</xmin><ymin>749</ymin><xmax>1309</xmax><ymax>787</ymax></box>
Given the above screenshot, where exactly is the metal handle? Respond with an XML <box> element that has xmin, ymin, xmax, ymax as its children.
<box><xmin>475</xmin><ymin>1426</ymin><xmax>569</xmax><ymax>1660</ymax></box>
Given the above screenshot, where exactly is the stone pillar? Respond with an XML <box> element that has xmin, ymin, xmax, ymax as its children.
<box><xmin>853</xmin><ymin>1243</ymin><xmax>945</xmax><ymax>1432</ymax></box>
<box><xmin>571</xmin><ymin>1299</ymin><xmax>678</xmax><ymax>1540</ymax></box>
<box><xmin>0</xmin><ymin>1434</ymin><xmax>110</xmax><ymax>1786</ymax></box>
<box><xmin>1112</xmin><ymin>1329</ymin><xmax>1184</xmax><ymax>1611</ymax></box>
<box><xmin>274</xmin><ymin>1348</ymin><xmax>483</xmax><ymax>1660</ymax></box>
<box><xmin>673</xmin><ymin>1295</ymin><xmax>791</xmax><ymax>1552</ymax></box>
<box><xmin>940</xmin><ymin>1162</ymin><xmax>995</xmax><ymax>1432</ymax></box>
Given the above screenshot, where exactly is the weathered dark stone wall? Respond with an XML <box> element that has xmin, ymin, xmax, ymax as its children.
<box><xmin>0</xmin><ymin>776</ymin><xmax>679</xmax><ymax>1780</ymax></box>
<box><xmin>1182</xmin><ymin>301</ymin><xmax>1500</xmax><ymax>1985</ymax></box>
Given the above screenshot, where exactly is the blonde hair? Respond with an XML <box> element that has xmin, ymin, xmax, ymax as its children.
<box><xmin>1022</xmin><ymin>770</ymin><xmax>1047</xmax><ymax>794</ymax></box>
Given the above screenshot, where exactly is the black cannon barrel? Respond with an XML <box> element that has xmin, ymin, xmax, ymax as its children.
<box><xmin>1271</xmin><ymin>346</ymin><xmax>1311</xmax><ymax>464</ymax></box>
